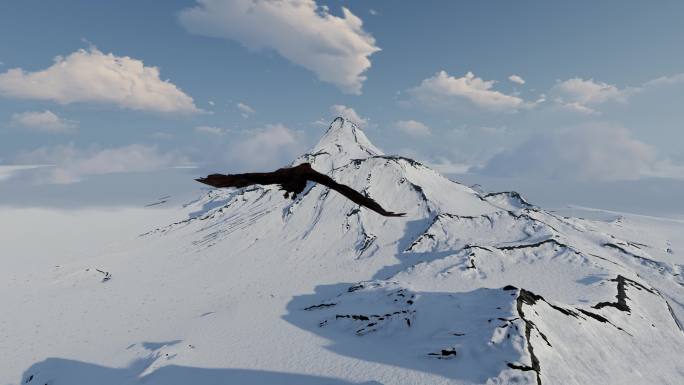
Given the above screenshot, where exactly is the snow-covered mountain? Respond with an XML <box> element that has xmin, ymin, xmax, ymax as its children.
<box><xmin>3</xmin><ymin>118</ymin><xmax>683</xmax><ymax>385</ymax></box>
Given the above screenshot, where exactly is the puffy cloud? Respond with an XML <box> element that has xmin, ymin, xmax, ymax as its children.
<box><xmin>330</xmin><ymin>104</ymin><xmax>368</xmax><ymax>128</ymax></box>
<box><xmin>15</xmin><ymin>143</ymin><xmax>187</xmax><ymax>184</ymax></box>
<box><xmin>237</xmin><ymin>102</ymin><xmax>255</xmax><ymax>118</ymax></box>
<box><xmin>179</xmin><ymin>0</ymin><xmax>380</xmax><ymax>94</ymax></box>
<box><xmin>0</xmin><ymin>48</ymin><xmax>201</xmax><ymax>113</ymax></box>
<box><xmin>508</xmin><ymin>74</ymin><xmax>525</xmax><ymax>85</ymax></box>
<box><xmin>394</xmin><ymin>119</ymin><xmax>431</xmax><ymax>136</ymax></box>
<box><xmin>409</xmin><ymin>71</ymin><xmax>534</xmax><ymax>112</ymax></box>
<box><xmin>552</xmin><ymin>77</ymin><xmax>634</xmax><ymax>114</ymax></box>
<box><xmin>10</xmin><ymin>110</ymin><xmax>77</xmax><ymax>133</ymax></box>
<box><xmin>480</xmin><ymin>124</ymin><xmax>658</xmax><ymax>181</ymax></box>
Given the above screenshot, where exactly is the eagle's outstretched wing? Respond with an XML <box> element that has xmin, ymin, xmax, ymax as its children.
<box><xmin>304</xmin><ymin>167</ymin><xmax>406</xmax><ymax>217</ymax></box>
<box><xmin>195</xmin><ymin>164</ymin><xmax>405</xmax><ymax>217</ymax></box>
<box><xmin>195</xmin><ymin>173</ymin><xmax>261</xmax><ymax>188</ymax></box>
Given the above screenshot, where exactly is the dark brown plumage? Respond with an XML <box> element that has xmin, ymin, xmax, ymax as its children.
<box><xmin>195</xmin><ymin>163</ymin><xmax>405</xmax><ymax>217</ymax></box>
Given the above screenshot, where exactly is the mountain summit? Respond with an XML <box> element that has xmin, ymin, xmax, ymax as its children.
<box><xmin>12</xmin><ymin>118</ymin><xmax>684</xmax><ymax>385</ymax></box>
<box><xmin>294</xmin><ymin>117</ymin><xmax>382</xmax><ymax>172</ymax></box>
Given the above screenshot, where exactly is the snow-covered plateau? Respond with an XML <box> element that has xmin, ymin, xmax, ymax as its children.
<box><xmin>2</xmin><ymin>118</ymin><xmax>683</xmax><ymax>385</ymax></box>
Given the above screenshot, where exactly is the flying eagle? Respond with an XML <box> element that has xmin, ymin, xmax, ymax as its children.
<box><xmin>195</xmin><ymin>163</ymin><xmax>405</xmax><ymax>217</ymax></box>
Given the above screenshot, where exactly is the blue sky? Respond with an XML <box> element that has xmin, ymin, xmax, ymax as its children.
<box><xmin>1</xmin><ymin>0</ymin><xmax>683</xmax><ymax>210</ymax></box>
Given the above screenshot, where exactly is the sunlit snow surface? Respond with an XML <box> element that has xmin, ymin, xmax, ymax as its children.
<box><xmin>2</xmin><ymin>118</ymin><xmax>683</xmax><ymax>385</ymax></box>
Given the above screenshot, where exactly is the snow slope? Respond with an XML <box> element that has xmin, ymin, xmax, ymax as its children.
<box><xmin>2</xmin><ymin>117</ymin><xmax>683</xmax><ymax>385</ymax></box>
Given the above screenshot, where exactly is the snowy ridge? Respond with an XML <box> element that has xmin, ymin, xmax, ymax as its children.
<box><xmin>8</xmin><ymin>118</ymin><xmax>684</xmax><ymax>385</ymax></box>
<box><xmin>293</xmin><ymin>117</ymin><xmax>383</xmax><ymax>172</ymax></box>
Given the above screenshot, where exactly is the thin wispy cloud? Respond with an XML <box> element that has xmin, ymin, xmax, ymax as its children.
<box><xmin>220</xmin><ymin>124</ymin><xmax>305</xmax><ymax>171</ymax></box>
<box><xmin>10</xmin><ymin>110</ymin><xmax>77</xmax><ymax>133</ymax></box>
<box><xmin>194</xmin><ymin>125</ymin><xmax>229</xmax><ymax>136</ymax></box>
<box><xmin>15</xmin><ymin>143</ymin><xmax>188</xmax><ymax>184</ymax></box>
<box><xmin>0</xmin><ymin>165</ymin><xmax>49</xmax><ymax>182</ymax></box>
<box><xmin>237</xmin><ymin>102</ymin><xmax>255</xmax><ymax>118</ymax></box>
<box><xmin>395</xmin><ymin>120</ymin><xmax>431</xmax><ymax>136</ymax></box>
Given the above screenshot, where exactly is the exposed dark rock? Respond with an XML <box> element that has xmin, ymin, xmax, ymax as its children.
<box><xmin>358</xmin><ymin>233</ymin><xmax>377</xmax><ymax>255</ymax></box>
<box><xmin>507</xmin><ymin>362</ymin><xmax>537</xmax><ymax>372</ymax></box>
<box><xmin>577</xmin><ymin>309</ymin><xmax>610</xmax><ymax>323</ymax></box>
<box><xmin>593</xmin><ymin>275</ymin><xmax>632</xmax><ymax>312</ymax></box>
<box><xmin>515</xmin><ymin>289</ymin><xmax>543</xmax><ymax>385</ymax></box>
<box><xmin>602</xmin><ymin>243</ymin><xmax>675</xmax><ymax>277</ymax></box>
<box><xmin>497</xmin><ymin>238</ymin><xmax>567</xmax><ymax>252</ymax></box>
<box><xmin>666</xmin><ymin>300</ymin><xmax>684</xmax><ymax>334</ymax></box>
<box><xmin>144</xmin><ymin>200</ymin><xmax>168</xmax><ymax>207</ymax></box>
<box><xmin>428</xmin><ymin>348</ymin><xmax>457</xmax><ymax>359</ymax></box>
<box><xmin>95</xmin><ymin>269</ymin><xmax>111</xmax><ymax>282</ymax></box>
<box><xmin>336</xmin><ymin>314</ymin><xmax>370</xmax><ymax>321</ymax></box>
<box><xmin>484</xmin><ymin>191</ymin><xmax>534</xmax><ymax>208</ymax></box>
<box><xmin>304</xmin><ymin>303</ymin><xmax>336</xmax><ymax>311</ymax></box>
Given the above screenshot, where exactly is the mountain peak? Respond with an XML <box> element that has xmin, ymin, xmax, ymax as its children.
<box><xmin>294</xmin><ymin>117</ymin><xmax>383</xmax><ymax>172</ymax></box>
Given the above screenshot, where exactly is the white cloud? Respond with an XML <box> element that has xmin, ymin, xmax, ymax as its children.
<box><xmin>425</xmin><ymin>158</ymin><xmax>472</xmax><ymax>174</ymax></box>
<box><xmin>179</xmin><ymin>0</ymin><xmax>380</xmax><ymax>94</ymax></box>
<box><xmin>10</xmin><ymin>110</ymin><xmax>77</xmax><ymax>133</ymax></box>
<box><xmin>643</xmin><ymin>73</ymin><xmax>684</xmax><ymax>87</ymax></box>
<box><xmin>552</xmin><ymin>73</ymin><xmax>684</xmax><ymax>115</ymax></box>
<box><xmin>478</xmin><ymin>126</ymin><xmax>507</xmax><ymax>135</ymax></box>
<box><xmin>480</xmin><ymin>124</ymin><xmax>659</xmax><ymax>181</ymax></box>
<box><xmin>194</xmin><ymin>125</ymin><xmax>228</xmax><ymax>136</ymax></box>
<box><xmin>222</xmin><ymin>124</ymin><xmax>306</xmax><ymax>171</ymax></box>
<box><xmin>508</xmin><ymin>74</ymin><xmax>525</xmax><ymax>85</ymax></box>
<box><xmin>15</xmin><ymin>143</ymin><xmax>187</xmax><ymax>184</ymax></box>
<box><xmin>0</xmin><ymin>165</ymin><xmax>49</xmax><ymax>182</ymax></box>
<box><xmin>395</xmin><ymin>119</ymin><xmax>431</xmax><ymax>136</ymax></box>
<box><xmin>330</xmin><ymin>104</ymin><xmax>368</xmax><ymax>128</ymax></box>
<box><xmin>237</xmin><ymin>102</ymin><xmax>255</xmax><ymax>118</ymax></box>
<box><xmin>0</xmin><ymin>48</ymin><xmax>201</xmax><ymax>113</ymax></box>
<box><xmin>150</xmin><ymin>132</ymin><xmax>175</xmax><ymax>140</ymax></box>
<box><xmin>559</xmin><ymin>101</ymin><xmax>598</xmax><ymax>115</ymax></box>
<box><xmin>311</xmin><ymin>118</ymin><xmax>329</xmax><ymax>127</ymax></box>
<box><xmin>208</xmin><ymin>100</ymin><xmax>215</xmax><ymax>106</ymax></box>
<box><xmin>552</xmin><ymin>77</ymin><xmax>633</xmax><ymax>114</ymax></box>
<box><xmin>409</xmin><ymin>71</ymin><xmax>534</xmax><ymax>112</ymax></box>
